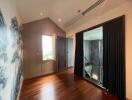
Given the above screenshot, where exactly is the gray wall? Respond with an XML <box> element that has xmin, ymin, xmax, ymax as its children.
<box><xmin>22</xmin><ymin>18</ymin><xmax>66</xmax><ymax>79</ymax></box>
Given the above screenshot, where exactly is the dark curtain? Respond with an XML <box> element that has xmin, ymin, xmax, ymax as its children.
<box><xmin>74</xmin><ymin>32</ymin><xmax>83</xmax><ymax>77</ymax></box>
<box><xmin>56</xmin><ymin>36</ymin><xmax>66</xmax><ymax>72</ymax></box>
<box><xmin>103</xmin><ymin>16</ymin><xmax>125</xmax><ymax>100</ymax></box>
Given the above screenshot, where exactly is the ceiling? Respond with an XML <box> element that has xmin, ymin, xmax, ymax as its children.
<box><xmin>15</xmin><ymin>0</ymin><xmax>126</xmax><ymax>31</ymax></box>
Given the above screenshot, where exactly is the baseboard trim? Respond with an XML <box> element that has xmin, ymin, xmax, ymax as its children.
<box><xmin>17</xmin><ymin>75</ymin><xmax>24</xmax><ymax>100</ymax></box>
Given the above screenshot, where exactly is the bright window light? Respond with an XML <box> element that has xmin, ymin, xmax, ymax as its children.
<box><xmin>42</xmin><ymin>35</ymin><xmax>54</xmax><ymax>60</ymax></box>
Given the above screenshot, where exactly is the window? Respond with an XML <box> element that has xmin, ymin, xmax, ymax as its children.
<box><xmin>42</xmin><ymin>35</ymin><xmax>54</xmax><ymax>60</ymax></box>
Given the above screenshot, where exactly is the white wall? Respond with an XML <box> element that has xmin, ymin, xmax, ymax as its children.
<box><xmin>67</xmin><ymin>1</ymin><xmax>132</xmax><ymax>99</ymax></box>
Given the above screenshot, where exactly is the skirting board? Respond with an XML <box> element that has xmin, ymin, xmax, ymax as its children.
<box><xmin>17</xmin><ymin>75</ymin><xmax>24</xmax><ymax>100</ymax></box>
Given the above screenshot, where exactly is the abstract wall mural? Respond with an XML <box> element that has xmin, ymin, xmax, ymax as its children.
<box><xmin>0</xmin><ymin>9</ymin><xmax>23</xmax><ymax>100</ymax></box>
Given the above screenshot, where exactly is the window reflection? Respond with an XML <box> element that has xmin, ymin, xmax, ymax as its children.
<box><xmin>83</xmin><ymin>26</ymin><xmax>103</xmax><ymax>86</ymax></box>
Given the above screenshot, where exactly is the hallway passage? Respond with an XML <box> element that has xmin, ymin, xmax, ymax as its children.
<box><xmin>20</xmin><ymin>68</ymin><xmax>116</xmax><ymax>100</ymax></box>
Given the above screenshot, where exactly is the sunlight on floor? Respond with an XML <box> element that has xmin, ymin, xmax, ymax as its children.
<box><xmin>41</xmin><ymin>83</ymin><xmax>56</xmax><ymax>100</ymax></box>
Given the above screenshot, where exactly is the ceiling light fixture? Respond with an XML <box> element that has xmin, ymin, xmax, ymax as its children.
<box><xmin>40</xmin><ymin>12</ymin><xmax>44</xmax><ymax>16</ymax></box>
<box><xmin>58</xmin><ymin>18</ymin><xmax>62</xmax><ymax>22</ymax></box>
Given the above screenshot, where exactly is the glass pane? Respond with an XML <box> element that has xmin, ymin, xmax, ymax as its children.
<box><xmin>42</xmin><ymin>35</ymin><xmax>53</xmax><ymax>60</ymax></box>
<box><xmin>83</xmin><ymin>26</ymin><xmax>103</xmax><ymax>86</ymax></box>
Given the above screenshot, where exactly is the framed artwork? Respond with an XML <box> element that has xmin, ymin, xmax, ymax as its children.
<box><xmin>0</xmin><ymin>9</ymin><xmax>8</xmax><ymax>100</ymax></box>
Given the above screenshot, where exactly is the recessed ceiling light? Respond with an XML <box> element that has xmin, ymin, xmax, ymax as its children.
<box><xmin>58</xmin><ymin>18</ymin><xmax>62</xmax><ymax>22</ymax></box>
<box><xmin>40</xmin><ymin>12</ymin><xmax>44</xmax><ymax>16</ymax></box>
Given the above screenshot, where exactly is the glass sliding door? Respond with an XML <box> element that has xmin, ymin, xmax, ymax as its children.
<box><xmin>66</xmin><ymin>37</ymin><xmax>74</xmax><ymax>68</ymax></box>
<box><xmin>83</xmin><ymin>26</ymin><xmax>103</xmax><ymax>86</ymax></box>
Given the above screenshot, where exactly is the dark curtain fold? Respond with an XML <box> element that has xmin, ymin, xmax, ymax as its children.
<box><xmin>103</xmin><ymin>16</ymin><xmax>126</xmax><ymax>100</ymax></box>
<box><xmin>74</xmin><ymin>32</ymin><xmax>83</xmax><ymax>77</ymax></box>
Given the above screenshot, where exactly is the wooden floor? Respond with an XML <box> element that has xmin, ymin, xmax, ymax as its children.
<box><xmin>20</xmin><ymin>68</ymin><xmax>117</xmax><ymax>100</ymax></box>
